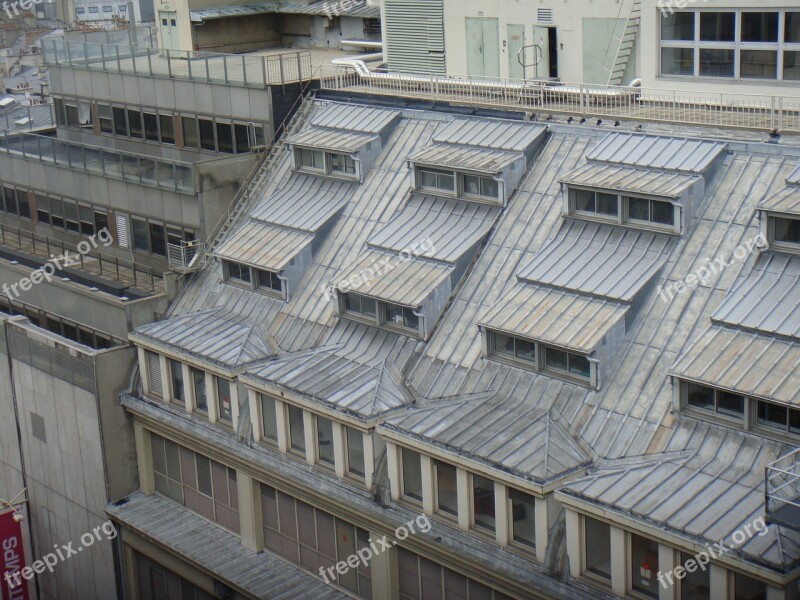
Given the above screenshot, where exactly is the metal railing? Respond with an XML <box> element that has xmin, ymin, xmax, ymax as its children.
<box><xmin>0</xmin><ymin>104</ymin><xmax>55</xmax><ymax>132</ymax></box>
<box><xmin>167</xmin><ymin>240</ymin><xmax>205</xmax><ymax>273</ymax></box>
<box><xmin>0</xmin><ymin>222</ymin><xmax>160</xmax><ymax>294</ymax></box>
<box><xmin>766</xmin><ymin>447</ymin><xmax>800</xmax><ymax>529</ymax></box>
<box><xmin>0</xmin><ymin>130</ymin><xmax>195</xmax><ymax>193</ymax></box>
<box><xmin>319</xmin><ymin>64</ymin><xmax>800</xmax><ymax>134</ymax></box>
<box><xmin>42</xmin><ymin>38</ymin><xmax>314</xmax><ymax>89</ymax></box>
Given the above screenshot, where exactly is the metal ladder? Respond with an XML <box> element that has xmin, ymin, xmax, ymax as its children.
<box><xmin>606</xmin><ymin>0</ymin><xmax>641</xmax><ymax>86</ymax></box>
<box><xmin>207</xmin><ymin>90</ymin><xmax>318</xmax><ymax>254</ymax></box>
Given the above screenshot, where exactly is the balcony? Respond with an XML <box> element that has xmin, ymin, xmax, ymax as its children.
<box><xmin>766</xmin><ymin>447</ymin><xmax>800</xmax><ymax>530</ymax></box>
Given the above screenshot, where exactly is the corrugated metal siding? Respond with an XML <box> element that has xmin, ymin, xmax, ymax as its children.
<box><xmin>408</xmin><ymin>145</ymin><xmax>519</xmax><ymax>173</ymax></box>
<box><xmin>384</xmin><ymin>0</ymin><xmax>445</xmax><ymax>74</ymax></box>
<box><xmin>215</xmin><ymin>221</ymin><xmax>314</xmax><ymax>271</ymax></box>
<box><xmin>310</xmin><ymin>104</ymin><xmax>401</xmax><ymax>135</ymax></box>
<box><xmin>432</xmin><ymin>119</ymin><xmax>547</xmax><ymax>152</ymax></box>
<box><xmin>287</xmin><ymin>128</ymin><xmax>378</xmax><ymax>154</ymax></box>
<box><xmin>560</xmin><ymin>163</ymin><xmax>700</xmax><ymax>199</ymax></box>
<box><xmin>587</xmin><ymin>132</ymin><xmax>726</xmax><ymax>174</ymax></box>
<box><xmin>7</xmin><ymin>325</ymin><xmax>96</xmax><ymax>394</ymax></box>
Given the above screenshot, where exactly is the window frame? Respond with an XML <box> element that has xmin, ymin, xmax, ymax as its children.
<box><xmin>315</xmin><ymin>414</ymin><xmax>336</xmax><ymax>469</ymax></box>
<box><xmin>400</xmin><ymin>446</ymin><xmax>423</xmax><ymax>503</ymax></box>
<box><xmin>767</xmin><ymin>212</ymin><xmax>800</xmax><ymax>253</ymax></box>
<box><xmin>338</xmin><ymin>292</ymin><xmax>423</xmax><ymax>338</ymax></box>
<box><xmin>567</xmin><ymin>186</ymin><xmax>679</xmax><ymax>233</ymax></box>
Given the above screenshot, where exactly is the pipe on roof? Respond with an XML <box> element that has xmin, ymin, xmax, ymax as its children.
<box><xmin>339</xmin><ymin>39</ymin><xmax>382</xmax><ymax>49</ymax></box>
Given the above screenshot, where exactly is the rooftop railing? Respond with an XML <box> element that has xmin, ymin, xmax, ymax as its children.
<box><xmin>319</xmin><ymin>64</ymin><xmax>800</xmax><ymax>134</ymax></box>
<box><xmin>0</xmin><ymin>130</ymin><xmax>195</xmax><ymax>194</ymax></box>
<box><xmin>42</xmin><ymin>38</ymin><xmax>314</xmax><ymax>88</ymax></box>
<box><xmin>766</xmin><ymin>447</ymin><xmax>800</xmax><ymax>530</ymax></box>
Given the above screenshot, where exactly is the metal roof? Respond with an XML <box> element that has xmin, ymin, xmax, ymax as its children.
<box><xmin>244</xmin><ymin>347</ymin><xmax>413</xmax><ymax>419</ymax></box>
<box><xmin>250</xmin><ymin>176</ymin><xmax>354</xmax><ymax>233</ymax></box>
<box><xmin>190</xmin><ymin>0</ymin><xmax>379</xmax><ymax>21</ymax></box>
<box><xmin>758</xmin><ymin>186</ymin><xmax>800</xmax><ymax>215</ymax></box>
<box><xmin>408</xmin><ymin>144</ymin><xmax>520</xmax><ymax>174</ymax></box>
<box><xmin>190</xmin><ymin>1</ymin><xmax>276</xmax><ymax>21</ymax></box>
<box><xmin>516</xmin><ymin>221</ymin><xmax>671</xmax><ymax>302</ymax></box>
<box><xmin>560</xmin><ymin>163</ymin><xmax>700</xmax><ymax>199</ymax></box>
<box><xmin>671</xmin><ymin>325</ymin><xmax>800</xmax><ymax>406</ymax></box>
<box><xmin>334</xmin><ymin>249</ymin><xmax>454</xmax><ymax>307</ymax></box>
<box><xmin>478</xmin><ymin>284</ymin><xmax>629</xmax><ymax>353</ymax></box>
<box><xmin>586</xmin><ymin>132</ymin><xmax>726</xmax><ymax>174</ymax></box>
<box><xmin>130</xmin><ymin>307</ymin><xmax>273</xmax><ymax>369</ymax></box>
<box><xmin>287</xmin><ymin>127</ymin><xmax>378</xmax><ymax>154</ymax></box>
<box><xmin>215</xmin><ymin>221</ymin><xmax>313</xmax><ymax>271</ymax></box>
<box><xmin>380</xmin><ymin>395</ymin><xmax>592</xmax><ymax>485</ymax></box>
<box><xmin>310</xmin><ymin>103</ymin><xmax>401</xmax><ymax>135</ymax></box>
<box><xmin>559</xmin><ymin>454</ymin><xmax>800</xmax><ymax>571</ymax></box>
<box><xmin>431</xmin><ymin>118</ymin><xmax>547</xmax><ymax>152</ymax></box>
<box><xmin>787</xmin><ymin>162</ymin><xmax>800</xmax><ymax>186</ymax></box>
<box><xmin>712</xmin><ymin>254</ymin><xmax>800</xmax><ymax>339</ymax></box>
<box><xmin>367</xmin><ymin>195</ymin><xmax>499</xmax><ymax>263</ymax></box>
<box><xmin>107</xmin><ymin>493</ymin><xmax>350</xmax><ymax>599</ymax></box>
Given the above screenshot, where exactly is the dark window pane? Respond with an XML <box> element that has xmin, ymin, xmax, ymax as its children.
<box><xmin>317</xmin><ymin>416</ymin><xmax>335</xmax><ymax>465</ymax></box>
<box><xmin>217</xmin><ymin>122</ymin><xmax>233</xmax><ymax>153</ymax></box>
<box><xmin>346</xmin><ymin>427</ymin><xmax>365</xmax><ymax>476</ymax></box>
<box><xmin>401</xmin><ymin>447</ymin><xmax>422</xmax><ymax>500</ymax></box>
<box><xmin>434</xmin><ymin>461</ymin><xmax>457</xmax><ymax>516</ymax></box>
<box><xmin>198</xmin><ymin>118</ymin><xmax>215</xmax><ymax>151</ymax></box>
<box><xmin>515</xmin><ymin>337</ymin><xmax>536</xmax><ymax>363</ymax></box>
<box><xmin>628</xmin><ymin>197</ymin><xmax>650</xmax><ymax>221</ymax></box>
<box><xmin>234</xmin><ymin>123</ymin><xmax>250</xmax><ymax>153</ymax></box>
<box><xmin>787</xmin><ymin>13</ymin><xmax>800</xmax><ymax>44</ymax></box>
<box><xmin>784</xmin><ymin>51</ymin><xmax>800</xmax><ymax>81</ymax></box>
<box><xmin>35</xmin><ymin>194</ymin><xmax>49</xmax><ymax>224</ymax></box>
<box><xmin>216</xmin><ymin>379</ymin><xmax>232</xmax><ymax>422</ymax></box>
<box><xmin>544</xmin><ymin>347</ymin><xmax>568</xmax><ymax>373</ymax></box>
<box><xmin>733</xmin><ymin>573</ymin><xmax>767</xmax><ymax>600</ymax></box>
<box><xmin>182</xmin><ymin>117</ymin><xmax>198</xmax><ymax>148</ymax></box>
<box><xmin>652</xmin><ymin>200</ymin><xmax>675</xmax><ymax>225</ymax></box>
<box><xmin>584</xmin><ymin>517</ymin><xmax>611</xmax><ymax>579</ymax></box>
<box><xmin>288</xmin><ymin>405</ymin><xmax>305</xmax><ymax>452</ymax></box>
<box><xmin>773</xmin><ymin>217</ymin><xmax>800</xmax><ymax>244</ymax></box>
<box><xmin>631</xmin><ymin>534</ymin><xmax>660</xmax><ymax>598</ymax></box>
<box><xmin>260</xmin><ymin>394</ymin><xmax>277</xmax><ymax>440</ymax></box>
<box><xmin>758</xmin><ymin>402</ymin><xmax>787</xmax><ymax>430</ymax></box>
<box><xmin>661</xmin><ymin>47</ymin><xmax>694</xmax><ymax>76</ymax></box>
<box><xmin>472</xmin><ymin>474</ymin><xmax>495</xmax><ymax>531</ymax></box>
<box><xmin>160</xmin><ymin>114</ymin><xmax>175</xmax><ymax>144</ymax></box>
<box><xmin>143</xmin><ymin>112</ymin><xmax>159</xmax><ymax>141</ymax></box>
<box><xmin>509</xmin><ymin>489</ymin><xmax>535</xmax><ymax>547</ymax></box>
<box><xmin>132</xmin><ymin>218</ymin><xmax>149</xmax><ymax>252</ymax></box>
<box><xmin>597</xmin><ymin>192</ymin><xmax>619</xmax><ymax>216</ymax></box>
<box><xmin>700</xmin><ymin>49</ymin><xmax>735</xmax><ymax>77</ymax></box>
<box><xmin>569</xmin><ymin>354</ymin><xmax>591</xmax><ymax>378</ymax></box>
<box><xmin>574</xmin><ymin>189</ymin><xmax>594</xmax><ymax>212</ymax></box>
<box><xmin>149</xmin><ymin>222</ymin><xmax>166</xmax><ymax>256</ymax></box>
<box><xmin>741</xmin><ymin>12</ymin><xmax>778</xmax><ymax>43</ymax></box>
<box><xmin>717</xmin><ymin>391</ymin><xmax>745</xmax><ymax>418</ymax></box>
<box><xmin>128</xmin><ymin>109</ymin><xmax>143</xmax><ymax>138</ymax></box>
<box><xmin>113</xmin><ymin>106</ymin><xmax>127</xmax><ymax>136</ymax></box>
<box><xmin>192</xmin><ymin>368</ymin><xmax>207</xmax><ymax>411</ymax></box>
<box><xmin>16</xmin><ymin>191</ymin><xmax>30</xmax><ymax>219</ymax></box>
<box><xmin>740</xmin><ymin>50</ymin><xmax>778</xmax><ymax>80</ymax></box>
<box><xmin>700</xmin><ymin>12</ymin><xmax>735</xmax><ymax>42</ymax></box>
<box><xmin>170</xmin><ymin>360</ymin><xmax>184</xmax><ymax>402</ymax></box>
<box><xmin>687</xmin><ymin>382</ymin><xmax>714</xmax><ymax>411</ymax></box>
<box><xmin>662</xmin><ymin>12</ymin><xmax>695</xmax><ymax>41</ymax></box>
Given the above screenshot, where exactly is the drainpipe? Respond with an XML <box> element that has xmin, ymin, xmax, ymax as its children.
<box><xmin>412</xmin><ymin>308</ymin><xmax>425</xmax><ymax>339</ymax></box>
<box><xmin>277</xmin><ymin>272</ymin><xmax>289</xmax><ymax>302</ymax></box>
<box><xmin>588</xmin><ymin>356</ymin><xmax>600</xmax><ymax>391</ymax></box>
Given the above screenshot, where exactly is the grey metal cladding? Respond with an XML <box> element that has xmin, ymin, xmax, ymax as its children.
<box><xmin>758</xmin><ymin>186</ymin><xmax>800</xmax><ymax>215</ymax></box>
<box><xmin>215</xmin><ymin>221</ymin><xmax>314</xmax><ymax>271</ymax></box>
<box><xmin>408</xmin><ymin>145</ymin><xmax>520</xmax><ymax>174</ymax></box>
<box><xmin>586</xmin><ymin>132</ymin><xmax>726</xmax><ymax>174</ymax></box>
<box><xmin>310</xmin><ymin>103</ymin><xmax>401</xmax><ymax>135</ymax></box>
<box><xmin>516</xmin><ymin>221</ymin><xmax>671</xmax><ymax>303</ymax></box>
<box><xmin>560</xmin><ymin>163</ymin><xmax>700</xmax><ymax>199</ymax></box>
<box><xmin>431</xmin><ymin>119</ymin><xmax>547</xmax><ymax>153</ymax></box>
<box><xmin>287</xmin><ymin>128</ymin><xmax>379</xmax><ymax>154</ymax></box>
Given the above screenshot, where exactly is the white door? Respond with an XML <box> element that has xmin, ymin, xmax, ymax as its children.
<box><xmin>159</xmin><ymin>11</ymin><xmax>179</xmax><ymax>51</ymax></box>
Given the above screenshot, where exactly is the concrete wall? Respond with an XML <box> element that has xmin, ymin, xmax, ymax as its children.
<box><xmin>194</xmin><ymin>14</ymin><xmax>281</xmax><ymax>53</ymax></box>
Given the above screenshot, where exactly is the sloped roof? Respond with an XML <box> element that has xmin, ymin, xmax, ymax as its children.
<box><xmin>478</xmin><ymin>284</ymin><xmax>629</xmax><ymax>353</ymax></box>
<box><xmin>380</xmin><ymin>393</ymin><xmax>592</xmax><ymax>485</ymax></box>
<box><xmin>712</xmin><ymin>254</ymin><xmax>800</xmax><ymax>339</ymax></box>
<box><xmin>671</xmin><ymin>325</ymin><xmax>800</xmax><ymax>406</ymax></box>
<box><xmin>190</xmin><ymin>0</ymin><xmax>379</xmax><ymax>21</ymax></box>
<box><xmin>758</xmin><ymin>186</ymin><xmax>800</xmax><ymax>216</ymax></box>
<box><xmin>130</xmin><ymin>307</ymin><xmax>273</xmax><ymax>369</ymax></box>
<box><xmin>243</xmin><ymin>346</ymin><xmax>413</xmax><ymax>419</ymax></box>
<box><xmin>310</xmin><ymin>103</ymin><xmax>401</xmax><ymax>135</ymax></box>
<box><xmin>334</xmin><ymin>249</ymin><xmax>454</xmax><ymax>307</ymax></box>
<box><xmin>787</xmin><ymin>162</ymin><xmax>800</xmax><ymax>185</ymax></box>
<box><xmin>517</xmin><ymin>221</ymin><xmax>670</xmax><ymax>302</ymax></box>
<box><xmin>431</xmin><ymin>119</ymin><xmax>547</xmax><ymax>152</ymax></box>
<box><xmin>367</xmin><ymin>195</ymin><xmax>498</xmax><ymax>264</ymax></box>
<box><xmin>250</xmin><ymin>176</ymin><xmax>353</xmax><ymax>233</ymax></box>
<box><xmin>287</xmin><ymin>128</ymin><xmax>378</xmax><ymax>154</ymax></box>
<box><xmin>587</xmin><ymin>132</ymin><xmax>726</xmax><ymax>174</ymax></box>
<box><xmin>560</xmin><ymin>163</ymin><xmax>700</xmax><ymax>199</ymax></box>
<box><xmin>215</xmin><ymin>221</ymin><xmax>313</xmax><ymax>271</ymax></box>
<box><xmin>559</xmin><ymin>453</ymin><xmax>800</xmax><ymax>571</ymax></box>
<box><xmin>408</xmin><ymin>144</ymin><xmax>520</xmax><ymax>174</ymax></box>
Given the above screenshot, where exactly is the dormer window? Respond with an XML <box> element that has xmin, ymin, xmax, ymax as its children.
<box><xmin>573</xmin><ymin>189</ymin><xmax>618</xmax><ymax>218</ymax></box>
<box><xmin>463</xmin><ymin>174</ymin><xmax>499</xmax><ymax>200</ymax></box>
<box><xmin>418</xmin><ymin>167</ymin><xmax>455</xmax><ymax>193</ymax></box>
<box><xmin>627</xmin><ymin>197</ymin><xmax>675</xmax><ymax>227</ymax></box>
<box><xmin>256</xmin><ymin>268</ymin><xmax>283</xmax><ymax>294</ymax></box>
<box><xmin>222</xmin><ymin>260</ymin><xmax>284</xmax><ymax>298</ymax></box>
<box><xmin>414</xmin><ymin>166</ymin><xmax>501</xmax><ymax>203</ymax></box>
<box><xmin>330</xmin><ymin>153</ymin><xmax>356</xmax><ymax>176</ymax></box>
<box><xmin>297</xmin><ymin>148</ymin><xmax>324</xmax><ymax>171</ymax></box>
<box><xmin>768</xmin><ymin>214</ymin><xmax>800</xmax><ymax>251</ymax></box>
<box><xmin>339</xmin><ymin>292</ymin><xmax>423</xmax><ymax>338</ymax></box>
<box><xmin>294</xmin><ymin>146</ymin><xmax>359</xmax><ymax>180</ymax></box>
<box><xmin>225</xmin><ymin>260</ymin><xmax>251</xmax><ymax>284</ymax></box>
<box><xmin>567</xmin><ymin>187</ymin><xmax>678</xmax><ymax>233</ymax></box>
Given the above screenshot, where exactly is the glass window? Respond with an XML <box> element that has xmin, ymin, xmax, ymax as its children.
<box><xmin>787</xmin><ymin>13</ymin><xmax>800</xmax><ymax>44</ymax></box>
<box><xmin>584</xmin><ymin>516</ymin><xmax>611</xmax><ymax>579</ymax></box>
<box><xmin>773</xmin><ymin>216</ymin><xmax>800</xmax><ymax>245</ymax></box>
<box><xmin>630</xmin><ymin>533</ymin><xmax>659</xmax><ymax>598</ymax></box>
<box><xmin>191</xmin><ymin>367</ymin><xmax>207</xmax><ymax>412</ymax></box>
<box><xmin>159</xmin><ymin>114</ymin><xmax>175</xmax><ymax>144</ymax></box>
<box><xmin>226</xmin><ymin>261</ymin><xmax>251</xmax><ymax>284</ymax></box>
<box><xmin>700</xmin><ymin>12</ymin><xmax>735</xmax><ymax>42</ymax></box>
<box><xmin>418</xmin><ymin>168</ymin><xmax>455</xmax><ymax>192</ymax></box>
<box><xmin>298</xmin><ymin>148</ymin><xmax>324</xmax><ymax>170</ymax></box>
<box><xmin>741</xmin><ymin>12</ymin><xmax>778</xmax><ymax>43</ymax></box>
<box><xmin>434</xmin><ymin>461</ymin><xmax>458</xmax><ymax>516</ymax></box>
<box><xmin>216</xmin><ymin>379</ymin><xmax>233</xmax><ymax>423</ymax></box>
<box><xmin>112</xmin><ymin>106</ymin><xmax>127</xmax><ymax>136</ymax></box>
<box><xmin>384</xmin><ymin>303</ymin><xmax>419</xmax><ymax>332</ymax></box>
<box><xmin>79</xmin><ymin>205</ymin><xmax>94</xmax><ymax>235</ymax></box>
<box><xmin>234</xmin><ymin>123</ymin><xmax>250</xmax><ymax>154</ymax></box>
<box><xmin>217</xmin><ymin>122</ymin><xmax>233</xmax><ymax>153</ymax></box>
<box><xmin>717</xmin><ymin>390</ymin><xmax>745</xmax><ymax>418</ymax></box>
<box><xmin>346</xmin><ymin>426</ymin><xmax>365</xmax><ymax>477</ymax></box>
<box><xmin>628</xmin><ymin>197</ymin><xmax>650</xmax><ymax>221</ymax></box>
<box><xmin>509</xmin><ymin>489</ymin><xmax>535</xmax><ymax>548</ymax></box>
<box><xmin>741</xmin><ymin>50</ymin><xmax>778</xmax><ymax>79</ymax></box>
<box><xmin>472</xmin><ymin>474</ymin><xmax>495</xmax><ymax>531</ymax></box>
<box><xmin>493</xmin><ymin>332</ymin><xmax>515</xmax><ymax>357</ymax></box>
<box><xmin>65</xmin><ymin>103</ymin><xmax>80</xmax><ymax>127</ymax></box>
<box><xmin>343</xmin><ymin>293</ymin><xmax>377</xmax><ymax>319</ymax></box>
<box><xmin>316</xmin><ymin>415</ymin><xmax>335</xmax><ymax>466</ymax></box>
<box><xmin>573</xmin><ymin>189</ymin><xmax>618</xmax><ymax>217</ymax></box>
<box><xmin>257</xmin><ymin>269</ymin><xmax>282</xmax><ymax>293</ymax></box>
<box><xmin>35</xmin><ymin>194</ymin><xmax>49</xmax><ymax>224</ymax></box>
<box><xmin>63</xmin><ymin>200</ymin><xmax>79</xmax><ymax>232</ymax></box>
<box><xmin>686</xmin><ymin>382</ymin><xmax>714</xmax><ymax>411</ymax></box>
<box><xmin>131</xmin><ymin>217</ymin><xmax>149</xmax><ymax>252</ymax></box>
<box><xmin>127</xmin><ymin>109</ymin><xmax>143</xmax><ymax>138</ymax></box>
<box><xmin>49</xmin><ymin>197</ymin><xmax>64</xmax><ymax>228</ymax></box>
<box><xmin>401</xmin><ymin>447</ymin><xmax>422</xmax><ymax>500</ymax></box>
<box><xmin>94</xmin><ymin>210</ymin><xmax>109</xmax><ymax>236</ymax></box>
<box><xmin>661</xmin><ymin>47</ymin><xmax>695</xmax><ymax>76</ymax></box>
<box><xmin>662</xmin><ymin>12</ymin><xmax>694</xmax><ymax>41</ymax></box>
<box><xmin>699</xmin><ymin>49</ymin><xmax>735</xmax><ymax>77</ymax></box>
<box><xmin>260</xmin><ymin>394</ymin><xmax>277</xmax><ymax>441</ymax></box>
<box><xmin>16</xmin><ymin>191</ymin><xmax>30</xmax><ymax>220</ymax></box>
<box><xmin>182</xmin><ymin>117</ymin><xmax>199</xmax><ymax>148</ymax></box>
<box><xmin>198</xmin><ymin>118</ymin><xmax>215</xmax><ymax>151</ymax></box>
<box><xmin>98</xmin><ymin>104</ymin><xmax>113</xmax><ymax>134</ymax></box>
<box><xmin>784</xmin><ymin>51</ymin><xmax>800</xmax><ymax>81</ymax></box>
<box><xmin>329</xmin><ymin>153</ymin><xmax>356</xmax><ymax>175</ymax></box>
<box><xmin>149</xmin><ymin>222</ymin><xmax>166</xmax><ymax>257</ymax></box>
<box><xmin>170</xmin><ymin>360</ymin><xmax>184</xmax><ymax>403</ymax></box>
<box><xmin>463</xmin><ymin>175</ymin><xmax>499</xmax><ymax>199</ymax></box>
<box><xmin>733</xmin><ymin>573</ymin><xmax>767</xmax><ymax>600</ymax></box>
<box><xmin>515</xmin><ymin>337</ymin><xmax>536</xmax><ymax>363</ymax></box>
<box><xmin>679</xmin><ymin>551</ymin><xmax>710</xmax><ymax>600</ymax></box>
<box><xmin>143</xmin><ymin>112</ymin><xmax>158</xmax><ymax>141</ymax></box>
<box><xmin>288</xmin><ymin>405</ymin><xmax>305</xmax><ymax>453</ymax></box>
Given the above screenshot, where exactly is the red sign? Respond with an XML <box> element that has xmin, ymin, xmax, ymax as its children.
<box><xmin>0</xmin><ymin>510</ymin><xmax>29</xmax><ymax>600</ymax></box>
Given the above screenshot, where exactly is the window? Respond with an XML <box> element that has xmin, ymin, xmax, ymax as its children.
<box><xmin>15</xmin><ymin>190</ymin><xmax>30</xmax><ymax>220</ymax></box>
<box><xmin>182</xmin><ymin>116</ymin><xmax>199</xmax><ymax>148</ymax></box>
<box><xmin>509</xmin><ymin>489</ymin><xmax>535</xmax><ymax>548</ymax></box>
<box><xmin>256</xmin><ymin>269</ymin><xmax>282</xmax><ymax>294</ymax></box>
<box><xmin>198</xmin><ymin>118</ymin><xmax>215</xmax><ymax>151</ymax></box>
<box><xmin>343</xmin><ymin>293</ymin><xmax>377</xmax><ymax>319</ymax></box>
<box><xmin>543</xmin><ymin>346</ymin><xmax>591</xmax><ymax>379</ymax></box>
<box><xmin>771</xmin><ymin>215</ymin><xmax>800</xmax><ymax>248</ymax></box>
<box><xmin>260</xmin><ymin>394</ymin><xmax>278</xmax><ymax>442</ymax></box>
<box><xmin>733</xmin><ymin>573</ymin><xmax>767</xmax><ymax>600</ymax></box>
<box><xmin>112</xmin><ymin>106</ymin><xmax>127</xmax><ymax>136</ymax></box>
<box><xmin>630</xmin><ymin>533</ymin><xmax>659</xmax><ymax>598</ymax></box>
<box><xmin>216</xmin><ymin>122</ymin><xmax>233</xmax><ymax>154</ymax></box>
<box><xmin>316</xmin><ymin>416</ymin><xmax>335</xmax><ymax>466</ymax></box>
<box><xmin>170</xmin><ymin>360</ymin><xmax>184</xmax><ymax>404</ymax></box>
<box><xmin>63</xmin><ymin>201</ymin><xmax>80</xmax><ymax>232</ymax></box>
<box><xmin>88</xmin><ymin>6</ymin><xmax>98</xmax><ymax>13</ymax></box>
<box><xmin>65</xmin><ymin>102</ymin><xmax>80</xmax><ymax>127</ymax></box>
<box><xmin>49</xmin><ymin>197</ymin><xmax>64</xmax><ymax>228</ymax></box>
<box><xmin>679</xmin><ymin>551</ymin><xmax>709</xmax><ymax>600</ymax></box>
<box><xmin>234</xmin><ymin>123</ymin><xmax>251</xmax><ymax>154</ymax></box>
<box><xmin>472</xmin><ymin>474</ymin><xmax>495</xmax><ymax>532</ymax></box>
<box><xmin>76</xmin><ymin>7</ymin><xmax>85</xmax><ymax>14</ymax></box>
<box><xmin>146</xmin><ymin>351</ymin><xmax>163</xmax><ymax>397</ymax></box>
<box><xmin>143</xmin><ymin>112</ymin><xmax>158</xmax><ymax>141</ymax></box>
<box><xmin>79</xmin><ymin>205</ymin><xmax>94</xmax><ymax>235</ymax></box>
<box><xmin>149</xmin><ymin>222</ymin><xmax>166</xmax><ymax>257</ymax></box>
<box><xmin>490</xmin><ymin>331</ymin><xmax>536</xmax><ymax>365</ymax></box>
<box><xmin>297</xmin><ymin>148</ymin><xmax>324</xmax><ymax>171</ymax></box>
<box><xmin>418</xmin><ymin>168</ymin><xmax>455</xmax><ymax>193</ymax></box>
<box><xmin>660</xmin><ymin>10</ymin><xmax>800</xmax><ymax>81</ymax></box>
<box><xmin>191</xmin><ymin>367</ymin><xmax>207</xmax><ymax>412</ymax></box>
<box><xmin>685</xmin><ymin>382</ymin><xmax>744</xmax><ymax>420</ymax></box>
<box><xmin>225</xmin><ymin>261</ymin><xmax>251</xmax><ymax>284</ymax></box>
<box><xmin>757</xmin><ymin>401</ymin><xmax>800</xmax><ymax>436</ymax></box>
<box><xmin>401</xmin><ymin>447</ymin><xmax>422</xmax><ymax>501</ymax></box>
<box><xmin>627</xmin><ymin>197</ymin><xmax>675</xmax><ymax>227</ymax></box>
<box><xmin>463</xmin><ymin>174</ymin><xmax>499</xmax><ymax>199</ymax></box>
<box><xmin>216</xmin><ymin>378</ymin><xmax>233</xmax><ymax>423</ymax></box>
<box><xmin>569</xmin><ymin>189</ymin><xmax>677</xmax><ymax>231</ymax></box>
<box><xmin>288</xmin><ymin>405</ymin><xmax>305</xmax><ymax>454</ymax></box>
<box><xmin>132</xmin><ymin>217</ymin><xmax>149</xmax><ymax>252</ymax></box>
<box><xmin>97</xmin><ymin>104</ymin><xmax>113</xmax><ymax>134</ymax></box>
<box><xmin>329</xmin><ymin>153</ymin><xmax>356</xmax><ymax>175</ymax></box>
<box><xmin>260</xmin><ymin>484</ymin><xmax>371</xmax><ymax>596</ymax></box>
<box><xmin>434</xmin><ymin>460</ymin><xmax>458</xmax><ymax>516</ymax></box>
<box><xmin>160</xmin><ymin>114</ymin><xmax>175</xmax><ymax>144</ymax></box>
<box><xmin>384</xmin><ymin>302</ymin><xmax>419</xmax><ymax>332</ymax></box>
<box><xmin>584</xmin><ymin>516</ymin><xmax>611</xmax><ymax>579</ymax></box>
<box><xmin>487</xmin><ymin>331</ymin><xmax>593</xmax><ymax>384</ymax></box>
<box><xmin>572</xmin><ymin>188</ymin><xmax>619</xmax><ymax>217</ymax></box>
<box><xmin>102</xmin><ymin>4</ymin><xmax>112</xmax><ymax>11</ymax></box>
<box><xmin>35</xmin><ymin>194</ymin><xmax>49</xmax><ymax>224</ymax></box>
<box><xmin>127</xmin><ymin>109</ymin><xmax>143</xmax><ymax>138</ymax></box>
<box><xmin>345</xmin><ymin>426</ymin><xmax>365</xmax><ymax>477</ymax></box>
